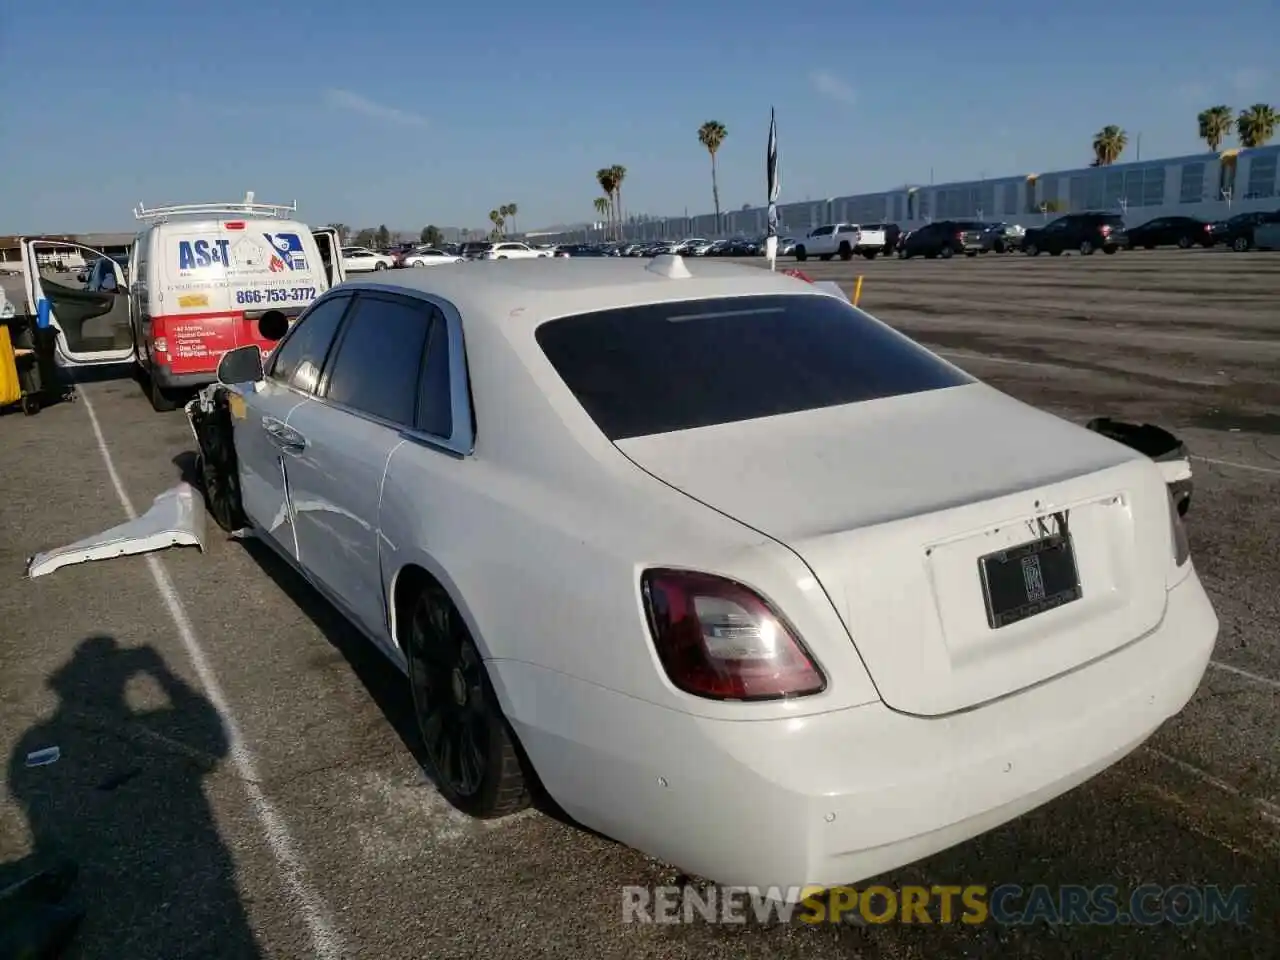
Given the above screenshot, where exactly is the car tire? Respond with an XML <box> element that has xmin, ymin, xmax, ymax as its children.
<box><xmin>838</xmin><ymin>243</ymin><xmax>853</xmax><ymax>261</ymax></box>
<box><xmin>405</xmin><ymin>581</ymin><xmax>531</xmax><ymax>819</ymax></box>
<box><xmin>1177</xmin><ymin>236</ymin><xmax>1191</xmax><ymax>249</ymax></box>
<box><xmin>940</xmin><ymin>246</ymin><xmax>953</xmax><ymax>259</ymax></box>
<box><xmin>1232</xmin><ymin>236</ymin><xmax>1250</xmax><ymax>252</ymax></box>
<box><xmin>1079</xmin><ymin>240</ymin><xmax>1094</xmax><ymax>255</ymax></box>
<box><xmin>194</xmin><ymin>391</ymin><xmax>248</xmax><ymax>532</ymax></box>
<box><xmin>795</xmin><ymin>247</ymin><xmax>807</xmax><ymax>262</ymax></box>
<box><xmin>1103</xmin><ymin>246</ymin><xmax>1118</xmax><ymax>255</ymax></box>
<box><xmin>412</xmin><ymin>259</ymin><xmax>426</xmax><ymax>267</ymax></box>
<box><xmin>375</xmin><ymin>262</ymin><xmax>388</xmax><ymax>270</ymax></box>
<box><xmin>1024</xmin><ymin>243</ymin><xmax>1039</xmax><ymax>256</ymax></box>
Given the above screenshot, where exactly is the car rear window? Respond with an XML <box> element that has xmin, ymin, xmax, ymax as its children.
<box><xmin>535</xmin><ymin>294</ymin><xmax>972</xmax><ymax>440</ymax></box>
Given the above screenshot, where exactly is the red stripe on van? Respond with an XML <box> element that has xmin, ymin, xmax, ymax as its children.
<box><xmin>151</xmin><ymin>309</ymin><xmax>278</xmax><ymax>377</ymax></box>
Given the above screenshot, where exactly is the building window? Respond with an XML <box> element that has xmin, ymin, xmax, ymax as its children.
<box><xmin>1245</xmin><ymin>154</ymin><xmax>1277</xmax><ymax>199</ymax></box>
<box><xmin>1103</xmin><ymin>170</ymin><xmax>1125</xmax><ymax>209</ymax></box>
<box><xmin>1003</xmin><ymin>182</ymin><xmax>1020</xmax><ymax>216</ymax></box>
<box><xmin>1141</xmin><ymin>166</ymin><xmax>1165</xmax><ymax>206</ymax></box>
<box><xmin>1179</xmin><ymin>162</ymin><xmax>1205</xmax><ymax>203</ymax></box>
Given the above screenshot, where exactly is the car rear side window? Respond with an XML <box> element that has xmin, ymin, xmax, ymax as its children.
<box><xmin>416</xmin><ymin>307</ymin><xmax>453</xmax><ymax>438</ymax></box>
<box><xmin>270</xmin><ymin>294</ymin><xmax>350</xmax><ymax>393</ymax></box>
<box><xmin>323</xmin><ymin>295</ymin><xmax>432</xmax><ymax>426</ymax></box>
<box><xmin>536</xmin><ymin>294</ymin><xmax>972</xmax><ymax>440</ymax></box>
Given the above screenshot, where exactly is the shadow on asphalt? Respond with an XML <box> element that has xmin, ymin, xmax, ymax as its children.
<box><xmin>232</xmin><ymin>531</ymin><xmax>592</xmax><ymax>836</ymax></box>
<box><xmin>3</xmin><ymin>634</ymin><xmax>261</xmax><ymax>959</ymax></box>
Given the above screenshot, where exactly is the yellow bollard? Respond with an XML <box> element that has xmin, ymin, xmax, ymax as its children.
<box><xmin>854</xmin><ymin>275</ymin><xmax>864</xmax><ymax>307</ymax></box>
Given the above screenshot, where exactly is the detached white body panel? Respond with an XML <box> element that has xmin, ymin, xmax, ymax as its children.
<box><xmin>27</xmin><ymin>483</ymin><xmax>205</xmax><ymax>578</ymax></box>
<box><xmin>208</xmin><ymin>257</ymin><xmax>1216</xmax><ymax>891</ymax></box>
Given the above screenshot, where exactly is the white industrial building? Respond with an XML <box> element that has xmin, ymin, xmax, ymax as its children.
<box><xmin>550</xmin><ymin>144</ymin><xmax>1280</xmax><ymax>243</ymax></box>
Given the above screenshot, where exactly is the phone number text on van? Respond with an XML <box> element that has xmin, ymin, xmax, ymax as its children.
<box><xmin>235</xmin><ymin>288</ymin><xmax>318</xmax><ymax>305</ymax></box>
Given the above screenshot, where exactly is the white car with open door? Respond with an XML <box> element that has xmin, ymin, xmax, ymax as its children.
<box><xmin>19</xmin><ymin>196</ymin><xmax>344</xmax><ymax>411</ymax></box>
<box><xmin>189</xmin><ymin>256</ymin><xmax>1216</xmax><ymax>896</ymax></box>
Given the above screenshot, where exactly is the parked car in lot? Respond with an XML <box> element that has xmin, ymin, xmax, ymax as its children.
<box><xmin>899</xmin><ymin>220</ymin><xmax>984</xmax><ymax>259</ymax></box>
<box><xmin>341</xmin><ymin>246</ymin><xmax>396</xmax><ymax>272</ymax></box>
<box><xmin>1022</xmin><ymin>213</ymin><xmax>1127</xmax><ymax>256</ymax></box>
<box><xmin>396</xmin><ymin>246</ymin><xmax>464</xmax><ymax>267</ymax></box>
<box><xmin>1254</xmin><ymin>220</ymin><xmax>1280</xmax><ymax>250</ymax></box>
<box><xmin>960</xmin><ymin>222</ymin><xmax>1025</xmax><ymax>255</ymax></box>
<box><xmin>480</xmin><ymin>242</ymin><xmax>551</xmax><ymax>260</ymax></box>
<box><xmin>1124</xmin><ymin>216</ymin><xmax>1213</xmax><ymax>250</ymax></box>
<box><xmin>1207</xmin><ymin>209</ymin><xmax>1280</xmax><ymax>251</ymax></box>
<box><xmin>794</xmin><ymin>223</ymin><xmax>886</xmax><ymax>262</ymax></box>
<box><xmin>190</xmin><ymin>255</ymin><xmax>1215</xmax><ymax>895</ymax></box>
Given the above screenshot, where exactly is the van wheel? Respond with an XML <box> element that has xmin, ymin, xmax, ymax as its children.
<box><xmin>405</xmin><ymin>581</ymin><xmax>531</xmax><ymax>818</ymax></box>
<box><xmin>149</xmin><ymin>375</ymin><xmax>180</xmax><ymax>413</ymax></box>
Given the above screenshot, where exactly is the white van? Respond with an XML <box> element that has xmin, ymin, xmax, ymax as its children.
<box><xmin>19</xmin><ymin>196</ymin><xmax>344</xmax><ymax>410</ymax></box>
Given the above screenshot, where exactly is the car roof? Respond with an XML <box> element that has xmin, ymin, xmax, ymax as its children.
<box><xmin>338</xmin><ymin>256</ymin><xmax>824</xmax><ymax>331</ymax></box>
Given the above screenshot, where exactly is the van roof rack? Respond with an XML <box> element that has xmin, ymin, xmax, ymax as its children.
<box><xmin>134</xmin><ymin>191</ymin><xmax>298</xmax><ymax>223</ymax></box>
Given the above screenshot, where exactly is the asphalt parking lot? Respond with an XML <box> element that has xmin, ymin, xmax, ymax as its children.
<box><xmin>1</xmin><ymin>248</ymin><xmax>1278</xmax><ymax>959</ymax></box>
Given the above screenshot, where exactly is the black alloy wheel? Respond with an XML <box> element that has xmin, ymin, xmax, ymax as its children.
<box><xmin>405</xmin><ymin>584</ymin><xmax>529</xmax><ymax>817</ymax></box>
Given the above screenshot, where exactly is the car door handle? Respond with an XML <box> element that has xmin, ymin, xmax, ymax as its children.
<box><xmin>263</xmin><ymin>417</ymin><xmax>307</xmax><ymax>453</ymax></box>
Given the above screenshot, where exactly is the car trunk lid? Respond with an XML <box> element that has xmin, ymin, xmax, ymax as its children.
<box><xmin>616</xmin><ymin>383</ymin><xmax>1173</xmax><ymax>716</ymax></box>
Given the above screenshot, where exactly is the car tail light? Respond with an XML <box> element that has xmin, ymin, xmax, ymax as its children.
<box><xmin>640</xmin><ymin>569</ymin><xmax>826</xmax><ymax>700</ymax></box>
<box><xmin>955</xmin><ymin>231</ymin><xmax>964</xmax><ymax>240</ymax></box>
<box><xmin>224</xmin><ymin>221</ymin><xmax>245</xmax><ymax>230</ymax></box>
<box><xmin>1204</xmin><ymin>224</ymin><xmax>1212</xmax><ymax>232</ymax></box>
<box><xmin>1100</xmin><ymin>225</ymin><xmax>1112</xmax><ymax>236</ymax></box>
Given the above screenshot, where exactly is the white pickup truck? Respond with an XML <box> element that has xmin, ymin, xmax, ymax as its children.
<box><xmin>793</xmin><ymin>223</ymin><xmax>886</xmax><ymax>262</ymax></box>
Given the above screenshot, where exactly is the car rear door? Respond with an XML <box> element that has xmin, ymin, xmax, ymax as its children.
<box><xmin>283</xmin><ymin>291</ymin><xmax>437</xmax><ymax>641</ymax></box>
<box><xmin>19</xmin><ymin>239</ymin><xmax>135</xmax><ymax>370</ymax></box>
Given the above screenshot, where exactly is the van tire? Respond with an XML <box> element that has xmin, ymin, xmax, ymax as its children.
<box><xmin>149</xmin><ymin>375</ymin><xmax>180</xmax><ymax>413</ymax></box>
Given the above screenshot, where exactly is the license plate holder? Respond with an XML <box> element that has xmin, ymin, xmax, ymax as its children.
<box><xmin>979</xmin><ymin>533</ymin><xmax>1082</xmax><ymax>629</ymax></box>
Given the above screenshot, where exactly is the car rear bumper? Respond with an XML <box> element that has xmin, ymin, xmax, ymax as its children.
<box><xmin>501</xmin><ymin>567</ymin><xmax>1216</xmax><ymax>892</ymax></box>
<box><xmin>152</xmin><ymin>366</ymin><xmax>216</xmax><ymax>389</ymax></box>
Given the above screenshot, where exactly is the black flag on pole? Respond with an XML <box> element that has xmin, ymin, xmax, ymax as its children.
<box><xmin>766</xmin><ymin>107</ymin><xmax>780</xmax><ymax>237</ymax></box>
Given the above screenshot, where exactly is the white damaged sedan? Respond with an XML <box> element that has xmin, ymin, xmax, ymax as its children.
<box><xmin>191</xmin><ymin>255</ymin><xmax>1217</xmax><ymax>893</ymax></box>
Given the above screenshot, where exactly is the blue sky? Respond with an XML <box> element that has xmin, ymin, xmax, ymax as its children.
<box><xmin>2</xmin><ymin>1</ymin><xmax>1276</xmax><ymax>234</ymax></box>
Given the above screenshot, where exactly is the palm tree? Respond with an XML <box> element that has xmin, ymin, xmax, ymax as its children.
<box><xmin>506</xmin><ymin>202</ymin><xmax>518</xmax><ymax>236</ymax></box>
<box><xmin>608</xmin><ymin>165</ymin><xmax>626</xmax><ymax>241</ymax></box>
<box><xmin>596</xmin><ymin>168</ymin><xmax>618</xmax><ymax>239</ymax></box>
<box><xmin>1197</xmin><ymin>105</ymin><xmax>1234</xmax><ymax>152</ymax></box>
<box><xmin>593</xmin><ymin>196</ymin><xmax>609</xmax><ymax>232</ymax></box>
<box><xmin>499</xmin><ymin>204</ymin><xmax>511</xmax><ymax>237</ymax></box>
<box><xmin>1091</xmin><ymin>125</ymin><xmax>1128</xmax><ymax>166</ymax></box>
<box><xmin>698</xmin><ymin>121</ymin><xmax>727</xmax><ymax>232</ymax></box>
<box><xmin>488</xmin><ymin>208</ymin><xmax>503</xmax><ymax>241</ymax></box>
<box><xmin>1236</xmin><ymin>103</ymin><xmax>1278</xmax><ymax>148</ymax></box>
